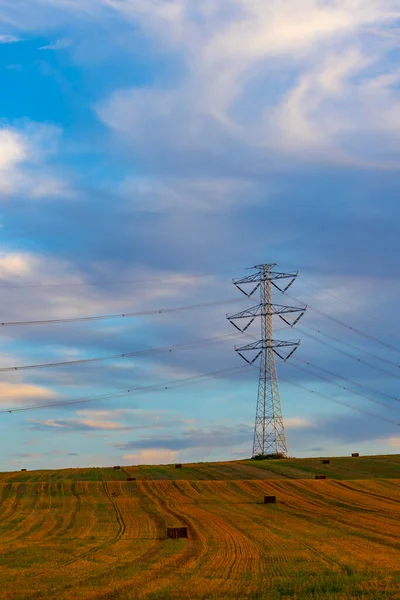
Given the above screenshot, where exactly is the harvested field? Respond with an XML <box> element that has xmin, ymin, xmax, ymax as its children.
<box><xmin>0</xmin><ymin>455</ymin><xmax>398</xmax><ymax>599</ymax></box>
<box><xmin>1</xmin><ymin>454</ymin><xmax>398</xmax><ymax>484</ymax></box>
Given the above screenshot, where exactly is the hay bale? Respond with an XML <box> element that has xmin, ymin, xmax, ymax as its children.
<box><xmin>175</xmin><ymin>464</ymin><xmax>182</xmax><ymax>469</ymax></box>
<box><xmin>113</xmin><ymin>466</ymin><xmax>121</xmax><ymax>470</ymax></box>
<box><xmin>264</xmin><ymin>496</ymin><xmax>276</xmax><ymax>504</ymax></box>
<box><xmin>167</xmin><ymin>527</ymin><xmax>188</xmax><ymax>539</ymax></box>
<box><xmin>322</xmin><ymin>459</ymin><xmax>330</xmax><ymax>464</ymax></box>
<box><xmin>351</xmin><ymin>453</ymin><xmax>359</xmax><ymax>457</ymax></box>
<box><xmin>315</xmin><ymin>475</ymin><xmax>327</xmax><ymax>480</ymax></box>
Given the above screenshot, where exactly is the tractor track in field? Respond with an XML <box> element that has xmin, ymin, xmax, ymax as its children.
<box><xmin>101</xmin><ymin>481</ymin><xmax>126</xmax><ymax>541</ymax></box>
<box><xmin>0</xmin><ymin>483</ymin><xmax>15</xmax><ymax>522</ymax></box>
<box><xmin>48</xmin><ymin>481</ymin><xmax>82</xmax><ymax>540</ymax></box>
<box><xmin>220</xmin><ymin>482</ymin><xmax>343</xmax><ymax>572</ymax></box>
<box><xmin>0</xmin><ymin>483</ymin><xmax>41</xmax><ymax>542</ymax></box>
<box><xmin>33</xmin><ymin>482</ymin><xmax>127</xmax><ymax>575</ymax></box>
<box><xmin>326</xmin><ymin>463</ymin><xmax>384</xmax><ymax>479</ymax></box>
<box><xmin>63</xmin><ymin>478</ymin><xmax>189</xmax><ymax>594</ymax></box>
<box><xmin>277</xmin><ymin>497</ymin><xmax>400</xmax><ymax>552</ymax></box>
<box><xmin>93</xmin><ymin>481</ymin><xmax>208</xmax><ymax>600</ymax></box>
<box><xmin>164</xmin><ymin>481</ymin><xmax>260</xmax><ymax>580</ymax></box>
<box><xmin>333</xmin><ymin>480</ymin><xmax>400</xmax><ymax>505</ymax></box>
<box><xmin>34</xmin><ymin>481</ymin><xmax>162</xmax><ymax>595</ymax></box>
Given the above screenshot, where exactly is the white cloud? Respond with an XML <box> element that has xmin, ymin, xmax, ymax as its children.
<box><xmin>0</xmin><ymin>129</ymin><xmax>28</xmax><ymax>171</ymax></box>
<box><xmin>33</xmin><ymin>416</ymin><xmax>128</xmax><ymax>430</ymax></box>
<box><xmin>290</xmin><ymin>273</ymin><xmax>400</xmax><ymax>320</ymax></box>
<box><xmin>40</xmin><ymin>38</ymin><xmax>72</xmax><ymax>50</ymax></box>
<box><xmin>95</xmin><ymin>0</ymin><xmax>400</xmax><ymax>169</ymax></box>
<box><xmin>120</xmin><ymin>176</ymin><xmax>264</xmax><ymax>213</ymax></box>
<box><xmin>4</xmin><ymin>0</ymin><xmax>400</xmax><ymax>168</ymax></box>
<box><xmin>0</xmin><ymin>382</ymin><xmax>56</xmax><ymax>405</ymax></box>
<box><xmin>123</xmin><ymin>448</ymin><xmax>178</xmax><ymax>465</ymax></box>
<box><xmin>0</xmin><ymin>124</ymin><xmax>72</xmax><ymax>200</ymax></box>
<box><xmin>285</xmin><ymin>417</ymin><xmax>315</xmax><ymax>429</ymax></box>
<box><xmin>40</xmin><ymin>419</ymin><xmax>68</xmax><ymax>428</ymax></box>
<box><xmin>0</xmin><ymin>35</ymin><xmax>19</xmax><ymax>44</ymax></box>
<box><xmin>386</xmin><ymin>436</ymin><xmax>400</xmax><ymax>447</ymax></box>
<box><xmin>0</xmin><ymin>253</ymin><xmax>34</xmax><ymax>278</ymax></box>
<box><xmin>0</xmin><ymin>250</ymin><xmax>213</xmax><ymax>323</ymax></box>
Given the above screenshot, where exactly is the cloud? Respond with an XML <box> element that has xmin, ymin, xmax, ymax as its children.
<box><xmin>5</xmin><ymin>1</ymin><xmax>400</xmax><ymax>169</ymax></box>
<box><xmin>0</xmin><ymin>124</ymin><xmax>71</xmax><ymax>200</ymax></box>
<box><xmin>116</xmin><ymin>423</ymin><xmax>253</xmax><ymax>452</ymax></box>
<box><xmin>31</xmin><ymin>408</ymin><xmax>201</xmax><ymax>434</ymax></box>
<box><xmin>39</xmin><ymin>38</ymin><xmax>72</xmax><ymax>50</ymax></box>
<box><xmin>287</xmin><ymin>412</ymin><xmax>400</xmax><ymax>452</ymax></box>
<box><xmin>0</xmin><ymin>382</ymin><xmax>56</xmax><ymax>405</ymax></box>
<box><xmin>120</xmin><ymin>176</ymin><xmax>265</xmax><ymax>213</ymax></box>
<box><xmin>0</xmin><ymin>253</ymin><xmax>34</xmax><ymax>279</ymax></box>
<box><xmin>0</xmin><ymin>250</ymin><xmax>222</xmax><ymax>334</ymax></box>
<box><xmin>0</xmin><ymin>129</ymin><xmax>28</xmax><ymax>171</ymax></box>
<box><xmin>123</xmin><ymin>449</ymin><xmax>177</xmax><ymax>465</ymax></box>
<box><xmin>30</xmin><ymin>416</ymin><xmax>129</xmax><ymax>431</ymax></box>
<box><xmin>38</xmin><ymin>419</ymin><xmax>69</xmax><ymax>429</ymax></box>
<box><xmin>14</xmin><ymin>452</ymin><xmax>41</xmax><ymax>459</ymax></box>
<box><xmin>94</xmin><ymin>0</ymin><xmax>400</xmax><ymax>170</ymax></box>
<box><xmin>386</xmin><ymin>436</ymin><xmax>400</xmax><ymax>447</ymax></box>
<box><xmin>0</xmin><ymin>35</ymin><xmax>19</xmax><ymax>44</ymax></box>
<box><xmin>285</xmin><ymin>417</ymin><xmax>315</xmax><ymax>429</ymax></box>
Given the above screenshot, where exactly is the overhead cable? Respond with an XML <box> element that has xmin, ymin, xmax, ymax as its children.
<box><xmin>300</xmin><ymin>324</ymin><xmax>400</xmax><ymax>370</ymax></box>
<box><xmin>279</xmin><ymin>373</ymin><xmax>400</xmax><ymax>426</ymax></box>
<box><xmin>287</xmin><ymin>292</ymin><xmax>400</xmax><ymax>355</ymax></box>
<box><xmin>0</xmin><ymin>364</ymin><xmax>251</xmax><ymax>414</ymax></box>
<box><xmin>0</xmin><ymin>297</ymin><xmax>246</xmax><ymax>328</ymax></box>
<box><xmin>299</xmin><ymin>276</ymin><xmax>400</xmax><ymax>336</ymax></box>
<box><xmin>0</xmin><ymin>333</ymin><xmax>243</xmax><ymax>372</ymax></box>
<box><xmin>297</xmin><ymin>328</ymin><xmax>400</xmax><ymax>382</ymax></box>
<box><xmin>291</xmin><ymin>359</ymin><xmax>400</xmax><ymax>413</ymax></box>
<box><xmin>294</xmin><ymin>356</ymin><xmax>400</xmax><ymax>404</ymax></box>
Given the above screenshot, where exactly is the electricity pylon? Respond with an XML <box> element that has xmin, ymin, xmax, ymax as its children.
<box><xmin>227</xmin><ymin>264</ymin><xmax>306</xmax><ymax>458</ymax></box>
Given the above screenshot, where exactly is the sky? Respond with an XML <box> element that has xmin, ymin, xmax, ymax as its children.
<box><xmin>1</xmin><ymin>0</ymin><xmax>400</xmax><ymax>470</ymax></box>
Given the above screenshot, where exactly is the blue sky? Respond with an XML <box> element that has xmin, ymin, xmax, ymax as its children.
<box><xmin>1</xmin><ymin>0</ymin><xmax>400</xmax><ymax>470</ymax></box>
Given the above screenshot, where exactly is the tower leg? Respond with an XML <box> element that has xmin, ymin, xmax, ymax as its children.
<box><xmin>228</xmin><ymin>263</ymin><xmax>305</xmax><ymax>460</ymax></box>
<box><xmin>252</xmin><ymin>265</ymin><xmax>288</xmax><ymax>458</ymax></box>
<box><xmin>252</xmin><ymin>347</ymin><xmax>288</xmax><ymax>458</ymax></box>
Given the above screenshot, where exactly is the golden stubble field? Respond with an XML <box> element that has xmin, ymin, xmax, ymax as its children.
<box><xmin>0</xmin><ymin>455</ymin><xmax>399</xmax><ymax>600</ymax></box>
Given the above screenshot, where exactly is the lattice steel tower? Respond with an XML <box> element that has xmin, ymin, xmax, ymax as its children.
<box><xmin>227</xmin><ymin>264</ymin><xmax>306</xmax><ymax>458</ymax></box>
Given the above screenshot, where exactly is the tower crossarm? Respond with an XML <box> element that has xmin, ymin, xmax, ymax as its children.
<box><xmin>227</xmin><ymin>303</ymin><xmax>306</xmax><ymax>331</ymax></box>
<box><xmin>233</xmin><ymin>265</ymin><xmax>299</xmax><ymax>296</ymax></box>
<box><xmin>235</xmin><ymin>339</ymin><xmax>301</xmax><ymax>363</ymax></box>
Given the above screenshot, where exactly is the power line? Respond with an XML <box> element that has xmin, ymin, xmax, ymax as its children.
<box><xmin>287</xmin><ymin>292</ymin><xmax>400</xmax><ymax>355</ymax></box>
<box><xmin>279</xmin><ymin>372</ymin><xmax>400</xmax><ymax>426</ymax></box>
<box><xmin>0</xmin><ymin>332</ymin><xmax>243</xmax><ymax>372</ymax></box>
<box><xmin>4</xmin><ymin>347</ymin><xmax>398</xmax><ymax>431</ymax></box>
<box><xmin>241</xmin><ymin>358</ymin><xmax>400</xmax><ymax>425</ymax></box>
<box><xmin>297</xmin><ymin>327</ymin><xmax>400</xmax><ymax>382</ymax></box>
<box><xmin>294</xmin><ymin>356</ymin><xmax>400</xmax><ymax>404</ymax></box>
<box><xmin>300</xmin><ymin>324</ymin><xmax>400</xmax><ymax>370</ymax></box>
<box><xmin>0</xmin><ymin>297</ymin><xmax>246</xmax><ymax>328</ymax></box>
<box><xmin>0</xmin><ymin>364</ymin><xmax>252</xmax><ymax>414</ymax></box>
<box><xmin>268</xmin><ymin>264</ymin><xmax>400</xmax><ymax>335</ymax></box>
<box><xmin>299</xmin><ymin>276</ymin><xmax>400</xmax><ymax>336</ymax></box>
<box><xmin>291</xmin><ymin>358</ymin><xmax>400</xmax><ymax>413</ymax></box>
<box><xmin>246</xmin><ymin>327</ymin><xmax>400</xmax><ymax>405</ymax></box>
